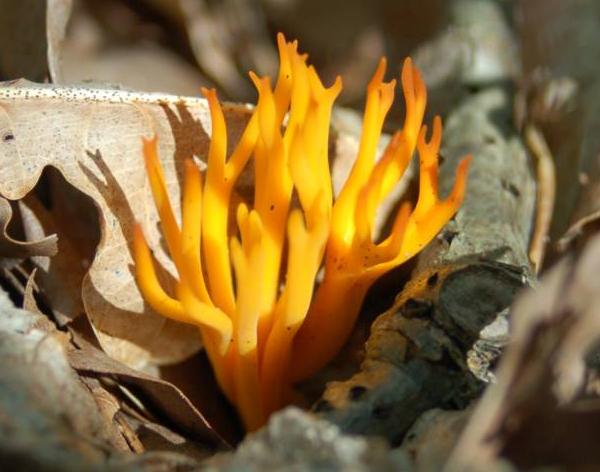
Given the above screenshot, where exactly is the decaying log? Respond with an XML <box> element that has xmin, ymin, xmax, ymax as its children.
<box><xmin>304</xmin><ymin>0</ymin><xmax>536</xmax><ymax>446</ymax></box>
<box><xmin>316</xmin><ymin>81</ymin><xmax>536</xmax><ymax>443</ymax></box>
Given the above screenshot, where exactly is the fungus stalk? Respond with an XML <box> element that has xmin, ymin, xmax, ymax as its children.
<box><xmin>133</xmin><ymin>34</ymin><xmax>471</xmax><ymax>431</ymax></box>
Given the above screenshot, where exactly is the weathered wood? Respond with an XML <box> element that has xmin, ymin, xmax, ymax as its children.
<box><xmin>317</xmin><ymin>82</ymin><xmax>535</xmax><ymax>444</ymax></box>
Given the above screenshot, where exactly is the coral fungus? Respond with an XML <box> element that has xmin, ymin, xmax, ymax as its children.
<box><xmin>133</xmin><ymin>33</ymin><xmax>471</xmax><ymax>431</ymax></box>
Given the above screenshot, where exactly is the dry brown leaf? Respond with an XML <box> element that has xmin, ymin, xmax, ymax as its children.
<box><xmin>19</xmin><ymin>172</ymin><xmax>99</xmax><ymax>326</ymax></box>
<box><xmin>0</xmin><ymin>80</ymin><xmax>251</xmax><ymax>368</ymax></box>
<box><xmin>0</xmin><ymin>196</ymin><xmax>57</xmax><ymax>258</ymax></box>
<box><xmin>121</xmin><ymin>414</ymin><xmax>213</xmax><ymax>461</ymax></box>
<box><xmin>0</xmin><ymin>287</ymin><xmax>125</xmax><ymax>467</ymax></box>
<box><xmin>79</xmin><ymin>376</ymin><xmax>133</xmax><ymax>453</ymax></box>
<box><xmin>448</xmin><ymin>233</ymin><xmax>600</xmax><ymax>470</ymax></box>
<box><xmin>67</xmin><ymin>335</ymin><xmax>229</xmax><ymax>449</ymax></box>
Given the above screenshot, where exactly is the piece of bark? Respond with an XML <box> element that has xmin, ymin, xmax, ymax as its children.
<box><xmin>315</xmin><ymin>84</ymin><xmax>535</xmax><ymax>445</ymax></box>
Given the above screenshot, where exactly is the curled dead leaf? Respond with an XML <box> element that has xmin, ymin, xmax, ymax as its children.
<box><xmin>0</xmin><ymin>287</ymin><xmax>127</xmax><ymax>466</ymax></box>
<box><xmin>449</xmin><ymin>232</ymin><xmax>600</xmax><ymax>470</ymax></box>
<box><xmin>19</xmin><ymin>171</ymin><xmax>100</xmax><ymax>326</ymax></box>
<box><xmin>0</xmin><ymin>80</ymin><xmax>252</xmax><ymax>368</ymax></box>
<box><xmin>0</xmin><ymin>196</ymin><xmax>57</xmax><ymax>258</ymax></box>
<box><xmin>67</xmin><ymin>335</ymin><xmax>229</xmax><ymax>449</ymax></box>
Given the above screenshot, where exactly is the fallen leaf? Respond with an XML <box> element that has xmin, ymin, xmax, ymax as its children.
<box><xmin>0</xmin><ymin>196</ymin><xmax>57</xmax><ymax>258</ymax></box>
<box><xmin>19</xmin><ymin>170</ymin><xmax>100</xmax><ymax>325</ymax></box>
<box><xmin>121</xmin><ymin>414</ymin><xmax>212</xmax><ymax>461</ymax></box>
<box><xmin>68</xmin><ymin>334</ymin><xmax>230</xmax><ymax>449</ymax></box>
<box><xmin>0</xmin><ymin>286</ymin><xmax>126</xmax><ymax>468</ymax></box>
<box><xmin>0</xmin><ymin>80</ymin><xmax>252</xmax><ymax>368</ymax></box>
<box><xmin>448</xmin><ymin>232</ymin><xmax>600</xmax><ymax>470</ymax></box>
<box><xmin>79</xmin><ymin>376</ymin><xmax>132</xmax><ymax>453</ymax></box>
<box><xmin>22</xmin><ymin>267</ymin><xmax>40</xmax><ymax>313</ymax></box>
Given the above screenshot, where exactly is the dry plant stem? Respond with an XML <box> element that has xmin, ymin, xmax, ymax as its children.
<box><xmin>133</xmin><ymin>34</ymin><xmax>470</xmax><ymax>430</ymax></box>
<box><xmin>519</xmin><ymin>0</ymin><xmax>600</xmax><ymax>249</ymax></box>
<box><xmin>525</xmin><ymin>124</ymin><xmax>556</xmax><ymax>272</ymax></box>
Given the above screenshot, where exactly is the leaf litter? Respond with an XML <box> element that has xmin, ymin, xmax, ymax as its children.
<box><xmin>3</xmin><ymin>1</ymin><xmax>600</xmax><ymax>469</ymax></box>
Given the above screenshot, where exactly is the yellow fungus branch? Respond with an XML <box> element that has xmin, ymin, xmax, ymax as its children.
<box><xmin>180</xmin><ymin>160</ymin><xmax>212</xmax><ymax>303</ymax></box>
<box><xmin>291</xmin><ymin>58</ymin><xmax>470</xmax><ymax>382</ymax></box>
<box><xmin>132</xmin><ymin>35</ymin><xmax>471</xmax><ymax>431</ymax></box>
<box><xmin>132</xmin><ymin>225</ymin><xmax>186</xmax><ymax>323</ymax></box>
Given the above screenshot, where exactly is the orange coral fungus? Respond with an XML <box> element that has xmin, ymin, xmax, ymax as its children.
<box><xmin>133</xmin><ymin>33</ymin><xmax>471</xmax><ymax>431</ymax></box>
